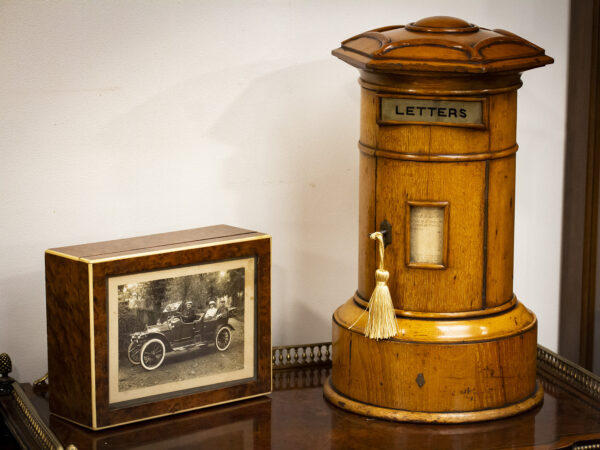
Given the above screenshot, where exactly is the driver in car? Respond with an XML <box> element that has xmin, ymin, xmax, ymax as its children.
<box><xmin>204</xmin><ymin>300</ymin><xmax>218</xmax><ymax>320</ymax></box>
<box><xmin>181</xmin><ymin>301</ymin><xmax>197</xmax><ymax>323</ymax></box>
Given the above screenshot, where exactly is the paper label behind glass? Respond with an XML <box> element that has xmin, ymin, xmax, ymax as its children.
<box><xmin>410</xmin><ymin>206</ymin><xmax>445</xmax><ymax>265</ymax></box>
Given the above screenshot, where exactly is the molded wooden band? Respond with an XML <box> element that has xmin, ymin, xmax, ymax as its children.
<box><xmin>336</xmin><ymin>298</ymin><xmax>536</xmax><ymax>344</ymax></box>
<box><xmin>324</xmin><ymin>377</ymin><xmax>544</xmax><ymax>423</ymax></box>
<box><xmin>359</xmin><ymin>77</ymin><xmax>523</xmax><ymax>96</ymax></box>
<box><xmin>353</xmin><ymin>292</ymin><xmax>518</xmax><ymax>319</ymax></box>
<box><xmin>358</xmin><ymin>142</ymin><xmax>519</xmax><ymax>162</ymax></box>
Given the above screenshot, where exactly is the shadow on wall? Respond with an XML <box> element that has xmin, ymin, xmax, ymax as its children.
<box><xmin>87</xmin><ymin>59</ymin><xmax>357</xmax><ymax>344</ymax></box>
<box><xmin>208</xmin><ymin>60</ymin><xmax>358</xmax><ymax>344</ymax></box>
<box><xmin>269</xmin><ymin>260</ymin><xmax>332</xmax><ymax>345</ymax></box>
<box><xmin>0</xmin><ymin>270</ymin><xmax>47</xmax><ymax>382</ymax></box>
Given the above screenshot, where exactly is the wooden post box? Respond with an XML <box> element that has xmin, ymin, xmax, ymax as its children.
<box><xmin>323</xmin><ymin>16</ymin><xmax>553</xmax><ymax>422</ymax></box>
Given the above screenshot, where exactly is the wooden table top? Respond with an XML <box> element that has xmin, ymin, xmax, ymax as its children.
<box><xmin>2</xmin><ymin>344</ymin><xmax>600</xmax><ymax>449</ymax></box>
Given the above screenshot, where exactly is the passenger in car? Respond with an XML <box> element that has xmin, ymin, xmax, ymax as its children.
<box><xmin>181</xmin><ymin>301</ymin><xmax>197</xmax><ymax>323</ymax></box>
<box><xmin>204</xmin><ymin>300</ymin><xmax>218</xmax><ymax>320</ymax></box>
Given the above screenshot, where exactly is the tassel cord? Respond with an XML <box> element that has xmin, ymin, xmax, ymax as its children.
<box><xmin>364</xmin><ymin>231</ymin><xmax>399</xmax><ymax>340</ymax></box>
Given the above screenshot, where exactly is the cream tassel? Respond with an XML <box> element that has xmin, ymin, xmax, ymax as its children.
<box><xmin>364</xmin><ymin>231</ymin><xmax>399</xmax><ymax>340</ymax></box>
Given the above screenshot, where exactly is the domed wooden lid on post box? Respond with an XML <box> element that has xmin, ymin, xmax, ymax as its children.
<box><xmin>324</xmin><ymin>16</ymin><xmax>554</xmax><ymax>423</ymax></box>
<box><xmin>333</xmin><ymin>16</ymin><xmax>553</xmax><ymax>74</ymax></box>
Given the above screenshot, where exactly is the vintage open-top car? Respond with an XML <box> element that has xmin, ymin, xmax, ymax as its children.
<box><xmin>127</xmin><ymin>301</ymin><xmax>234</xmax><ymax>370</ymax></box>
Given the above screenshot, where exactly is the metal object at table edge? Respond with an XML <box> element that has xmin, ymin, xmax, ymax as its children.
<box><xmin>0</xmin><ymin>354</ymin><xmax>66</xmax><ymax>450</ymax></box>
<box><xmin>2</xmin><ymin>343</ymin><xmax>599</xmax><ymax>450</ymax></box>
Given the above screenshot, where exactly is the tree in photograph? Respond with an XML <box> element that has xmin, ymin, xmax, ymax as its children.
<box><xmin>227</xmin><ymin>268</ymin><xmax>245</xmax><ymax>309</ymax></box>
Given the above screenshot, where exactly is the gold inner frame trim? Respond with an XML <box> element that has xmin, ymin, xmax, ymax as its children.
<box><xmin>88</xmin><ymin>264</ymin><xmax>97</xmax><ymax>430</ymax></box>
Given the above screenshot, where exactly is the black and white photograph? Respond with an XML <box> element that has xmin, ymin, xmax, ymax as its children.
<box><xmin>107</xmin><ymin>257</ymin><xmax>256</xmax><ymax>405</ymax></box>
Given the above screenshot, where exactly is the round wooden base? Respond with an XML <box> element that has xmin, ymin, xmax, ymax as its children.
<box><xmin>324</xmin><ymin>376</ymin><xmax>544</xmax><ymax>423</ymax></box>
<box><xmin>326</xmin><ymin>298</ymin><xmax>542</xmax><ymax>422</ymax></box>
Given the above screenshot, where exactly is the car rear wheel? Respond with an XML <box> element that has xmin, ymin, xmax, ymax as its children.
<box><xmin>215</xmin><ymin>327</ymin><xmax>232</xmax><ymax>351</ymax></box>
<box><xmin>140</xmin><ymin>338</ymin><xmax>166</xmax><ymax>370</ymax></box>
<box><xmin>128</xmin><ymin>341</ymin><xmax>141</xmax><ymax>365</ymax></box>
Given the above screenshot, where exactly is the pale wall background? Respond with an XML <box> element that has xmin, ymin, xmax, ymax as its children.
<box><xmin>0</xmin><ymin>1</ymin><xmax>568</xmax><ymax>381</ymax></box>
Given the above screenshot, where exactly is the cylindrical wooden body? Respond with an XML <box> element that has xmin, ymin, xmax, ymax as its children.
<box><xmin>357</xmin><ymin>73</ymin><xmax>518</xmax><ymax>315</ymax></box>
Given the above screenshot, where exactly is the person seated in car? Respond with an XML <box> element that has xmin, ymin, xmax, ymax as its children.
<box><xmin>181</xmin><ymin>301</ymin><xmax>197</xmax><ymax>323</ymax></box>
<box><xmin>204</xmin><ymin>300</ymin><xmax>218</xmax><ymax>320</ymax></box>
<box><xmin>217</xmin><ymin>299</ymin><xmax>229</xmax><ymax>317</ymax></box>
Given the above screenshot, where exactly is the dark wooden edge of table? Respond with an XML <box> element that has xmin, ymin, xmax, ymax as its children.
<box><xmin>1</xmin><ymin>343</ymin><xmax>599</xmax><ymax>450</ymax></box>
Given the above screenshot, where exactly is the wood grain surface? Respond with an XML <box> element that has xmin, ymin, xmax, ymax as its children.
<box><xmin>330</xmin><ymin>15</ymin><xmax>553</xmax><ymax>421</ymax></box>
<box><xmin>45</xmin><ymin>253</ymin><xmax>93</xmax><ymax>427</ymax></box>
<box><xmin>333</xmin><ymin>16</ymin><xmax>553</xmax><ymax>74</ymax></box>
<box><xmin>331</xmin><ymin>311</ymin><xmax>537</xmax><ymax>415</ymax></box>
<box><xmin>357</xmin><ymin>82</ymin><xmax>518</xmax><ymax>313</ymax></box>
<box><xmin>93</xmin><ymin>236</ymin><xmax>271</xmax><ymax>429</ymax></box>
<box><xmin>45</xmin><ymin>228</ymin><xmax>271</xmax><ymax>429</ymax></box>
<box><xmin>48</xmin><ymin>225</ymin><xmax>258</xmax><ymax>261</ymax></box>
<box><xmin>559</xmin><ymin>0</ymin><xmax>600</xmax><ymax>371</ymax></box>
<box><xmin>328</xmin><ymin>298</ymin><xmax>540</xmax><ymax>419</ymax></box>
<box><xmin>12</xmin><ymin>360</ymin><xmax>600</xmax><ymax>449</ymax></box>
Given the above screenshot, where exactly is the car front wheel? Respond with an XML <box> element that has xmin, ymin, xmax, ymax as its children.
<box><xmin>128</xmin><ymin>341</ymin><xmax>141</xmax><ymax>365</ymax></box>
<box><xmin>215</xmin><ymin>327</ymin><xmax>232</xmax><ymax>351</ymax></box>
<box><xmin>140</xmin><ymin>338</ymin><xmax>166</xmax><ymax>370</ymax></box>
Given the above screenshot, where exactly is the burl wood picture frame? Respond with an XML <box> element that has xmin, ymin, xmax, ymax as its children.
<box><xmin>45</xmin><ymin>225</ymin><xmax>271</xmax><ymax>430</ymax></box>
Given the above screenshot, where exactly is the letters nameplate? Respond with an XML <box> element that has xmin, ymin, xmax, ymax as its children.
<box><xmin>381</xmin><ymin>97</ymin><xmax>483</xmax><ymax>126</ymax></box>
